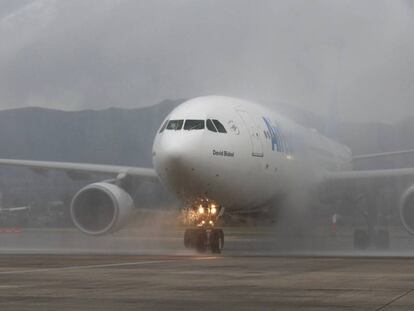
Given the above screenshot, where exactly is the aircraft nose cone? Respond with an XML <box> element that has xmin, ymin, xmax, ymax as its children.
<box><xmin>155</xmin><ymin>139</ymin><xmax>185</xmax><ymax>171</ymax></box>
<box><xmin>153</xmin><ymin>134</ymin><xmax>202</xmax><ymax>196</ymax></box>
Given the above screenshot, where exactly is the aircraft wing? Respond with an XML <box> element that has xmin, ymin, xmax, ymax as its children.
<box><xmin>319</xmin><ymin>168</ymin><xmax>414</xmax><ymax>211</ymax></box>
<box><xmin>353</xmin><ymin>149</ymin><xmax>414</xmax><ymax>161</ymax></box>
<box><xmin>0</xmin><ymin>158</ymin><xmax>158</xmax><ymax>182</ymax></box>
<box><xmin>325</xmin><ymin>167</ymin><xmax>414</xmax><ymax>183</ymax></box>
<box><xmin>326</xmin><ymin>149</ymin><xmax>414</xmax><ymax>184</ymax></box>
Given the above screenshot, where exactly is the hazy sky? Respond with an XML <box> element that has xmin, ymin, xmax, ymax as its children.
<box><xmin>0</xmin><ymin>0</ymin><xmax>413</xmax><ymax>123</ymax></box>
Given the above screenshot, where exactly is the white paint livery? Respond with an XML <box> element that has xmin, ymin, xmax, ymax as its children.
<box><xmin>153</xmin><ymin>96</ymin><xmax>352</xmax><ymax>213</ymax></box>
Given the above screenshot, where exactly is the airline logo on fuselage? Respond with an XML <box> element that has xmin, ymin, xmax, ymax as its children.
<box><xmin>262</xmin><ymin>117</ymin><xmax>288</xmax><ymax>153</ymax></box>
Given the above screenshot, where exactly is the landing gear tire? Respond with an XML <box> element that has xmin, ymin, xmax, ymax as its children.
<box><xmin>184</xmin><ymin>228</ymin><xmax>224</xmax><ymax>253</ymax></box>
<box><xmin>184</xmin><ymin>229</ymin><xmax>194</xmax><ymax>249</ymax></box>
<box><xmin>353</xmin><ymin>229</ymin><xmax>370</xmax><ymax>250</ymax></box>
<box><xmin>210</xmin><ymin>229</ymin><xmax>224</xmax><ymax>254</ymax></box>
<box><xmin>374</xmin><ymin>229</ymin><xmax>390</xmax><ymax>250</ymax></box>
<box><xmin>195</xmin><ymin>229</ymin><xmax>207</xmax><ymax>253</ymax></box>
<box><xmin>219</xmin><ymin>229</ymin><xmax>224</xmax><ymax>249</ymax></box>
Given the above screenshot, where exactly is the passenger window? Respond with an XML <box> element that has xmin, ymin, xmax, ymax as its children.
<box><xmin>212</xmin><ymin>120</ymin><xmax>227</xmax><ymax>133</ymax></box>
<box><xmin>184</xmin><ymin>120</ymin><xmax>205</xmax><ymax>130</ymax></box>
<box><xmin>166</xmin><ymin>120</ymin><xmax>183</xmax><ymax>130</ymax></box>
<box><xmin>159</xmin><ymin>119</ymin><xmax>169</xmax><ymax>133</ymax></box>
<box><xmin>206</xmin><ymin>119</ymin><xmax>217</xmax><ymax>132</ymax></box>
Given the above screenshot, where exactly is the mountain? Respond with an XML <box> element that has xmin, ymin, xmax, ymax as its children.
<box><xmin>0</xmin><ymin>99</ymin><xmax>183</xmax><ymax>167</ymax></box>
<box><xmin>1</xmin><ymin>98</ymin><xmax>414</xmax><ymax>207</ymax></box>
<box><xmin>2</xmin><ymin>98</ymin><xmax>413</xmax><ymax>167</ymax></box>
<box><xmin>0</xmin><ymin>99</ymin><xmax>183</xmax><ymax>208</ymax></box>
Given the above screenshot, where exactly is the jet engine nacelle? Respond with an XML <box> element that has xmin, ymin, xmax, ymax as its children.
<box><xmin>70</xmin><ymin>182</ymin><xmax>134</xmax><ymax>235</ymax></box>
<box><xmin>399</xmin><ymin>185</ymin><xmax>414</xmax><ymax>235</ymax></box>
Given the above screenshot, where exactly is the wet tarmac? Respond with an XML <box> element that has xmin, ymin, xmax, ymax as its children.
<box><xmin>1</xmin><ymin>254</ymin><xmax>414</xmax><ymax>310</ymax></box>
<box><xmin>1</xmin><ymin>227</ymin><xmax>414</xmax><ymax>310</ymax></box>
<box><xmin>1</xmin><ymin>226</ymin><xmax>414</xmax><ymax>256</ymax></box>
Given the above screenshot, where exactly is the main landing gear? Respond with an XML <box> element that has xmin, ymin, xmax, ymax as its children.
<box><xmin>352</xmin><ymin>190</ymin><xmax>391</xmax><ymax>250</ymax></box>
<box><xmin>353</xmin><ymin>228</ymin><xmax>390</xmax><ymax>250</ymax></box>
<box><xmin>184</xmin><ymin>228</ymin><xmax>224</xmax><ymax>253</ymax></box>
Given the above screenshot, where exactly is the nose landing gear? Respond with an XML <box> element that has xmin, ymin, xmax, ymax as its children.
<box><xmin>184</xmin><ymin>228</ymin><xmax>224</xmax><ymax>253</ymax></box>
<box><xmin>182</xmin><ymin>199</ymin><xmax>224</xmax><ymax>253</ymax></box>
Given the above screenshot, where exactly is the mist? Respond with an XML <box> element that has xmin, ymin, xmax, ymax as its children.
<box><xmin>3</xmin><ymin>4</ymin><xmax>414</xmax><ymax>310</ymax></box>
<box><xmin>0</xmin><ymin>0</ymin><xmax>414</xmax><ymax>123</ymax></box>
<box><xmin>2</xmin><ymin>1</ymin><xmax>414</xmax><ymax>256</ymax></box>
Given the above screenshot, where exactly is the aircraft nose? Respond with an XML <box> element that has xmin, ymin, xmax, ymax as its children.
<box><xmin>155</xmin><ymin>138</ymin><xmax>186</xmax><ymax>170</ymax></box>
<box><xmin>153</xmin><ymin>134</ymin><xmax>202</xmax><ymax>194</ymax></box>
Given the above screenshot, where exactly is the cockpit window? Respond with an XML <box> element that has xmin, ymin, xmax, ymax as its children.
<box><xmin>166</xmin><ymin>120</ymin><xmax>183</xmax><ymax>130</ymax></box>
<box><xmin>159</xmin><ymin>119</ymin><xmax>169</xmax><ymax>133</ymax></box>
<box><xmin>212</xmin><ymin>120</ymin><xmax>227</xmax><ymax>133</ymax></box>
<box><xmin>206</xmin><ymin>119</ymin><xmax>217</xmax><ymax>132</ymax></box>
<box><xmin>184</xmin><ymin>119</ymin><xmax>205</xmax><ymax>130</ymax></box>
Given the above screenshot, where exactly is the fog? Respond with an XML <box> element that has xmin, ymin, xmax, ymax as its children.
<box><xmin>0</xmin><ymin>0</ymin><xmax>414</xmax><ymax>123</ymax></box>
<box><xmin>2</xmin><ymin>1</ymin><xmax>414</xmax><ymax>256</ymax></box>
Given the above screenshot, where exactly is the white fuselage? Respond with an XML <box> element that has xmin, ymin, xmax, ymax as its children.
<box><xmin>152</xmin><ymin>96</ymin><xmax>352</xmax><ymax>213</ymax></box>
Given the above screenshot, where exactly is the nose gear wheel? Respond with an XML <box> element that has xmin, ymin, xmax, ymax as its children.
<box><xmin>184</xmin><ymin>228</ymin><xmax>224</xmax><ymax>254</ymax></box>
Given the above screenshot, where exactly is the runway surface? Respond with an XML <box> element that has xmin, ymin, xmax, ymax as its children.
<box><xmin>2</xmin><ymin>227</ymin><xmax>414</xmax><ymax>310</ymax></box>
<box><xmin>1</xmin><ymin>254</ymin><xmax>414</xmax><ymax>310</ymax></box>
<box><xmin>2</xmin><ymin>226</ymin><xmax>414</xmax><ymax>256</ymax></box>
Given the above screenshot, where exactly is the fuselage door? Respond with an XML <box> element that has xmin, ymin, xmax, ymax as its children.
<box><xmin>236</xmin><ymin>109</ymin><xmax>264</xmax><ymax>157</ymax></box>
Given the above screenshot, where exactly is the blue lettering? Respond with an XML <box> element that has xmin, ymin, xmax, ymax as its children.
<box><xmin>263</xmin><ymin>117</ymin><xmax>280</xmax><ymax>152</ymax></box>
<box><xmin>263</xmin><ymin>117</ymin><xmax>290</xmax><ymax>154</ymax></box>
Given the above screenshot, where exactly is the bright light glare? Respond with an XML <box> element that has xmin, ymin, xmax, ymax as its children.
<box><xmin>210</xmin><ymin>206</ymin><xmax>217</xmax><ymax>214</ymax></box>
<box><xmin>198</xmin><ymin>206</ymin><xmax>204</xmax><ymax>214</ymax></box>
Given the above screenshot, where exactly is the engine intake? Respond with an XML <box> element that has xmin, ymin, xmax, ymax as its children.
<box><xmin>71</xmin><ymin>182</ymin><xmax>134</xmax><ymax>235</ymax></box>
<box><xmin>400</xmin><ymin>185</ymin><xmax>414</xmax><ymax>235</ymax></box>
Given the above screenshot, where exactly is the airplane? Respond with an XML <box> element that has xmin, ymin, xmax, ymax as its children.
<box><xmin>1</xmin><ymin>95</ymin><xmax>414</xmax><ymax>253</ymax></box>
